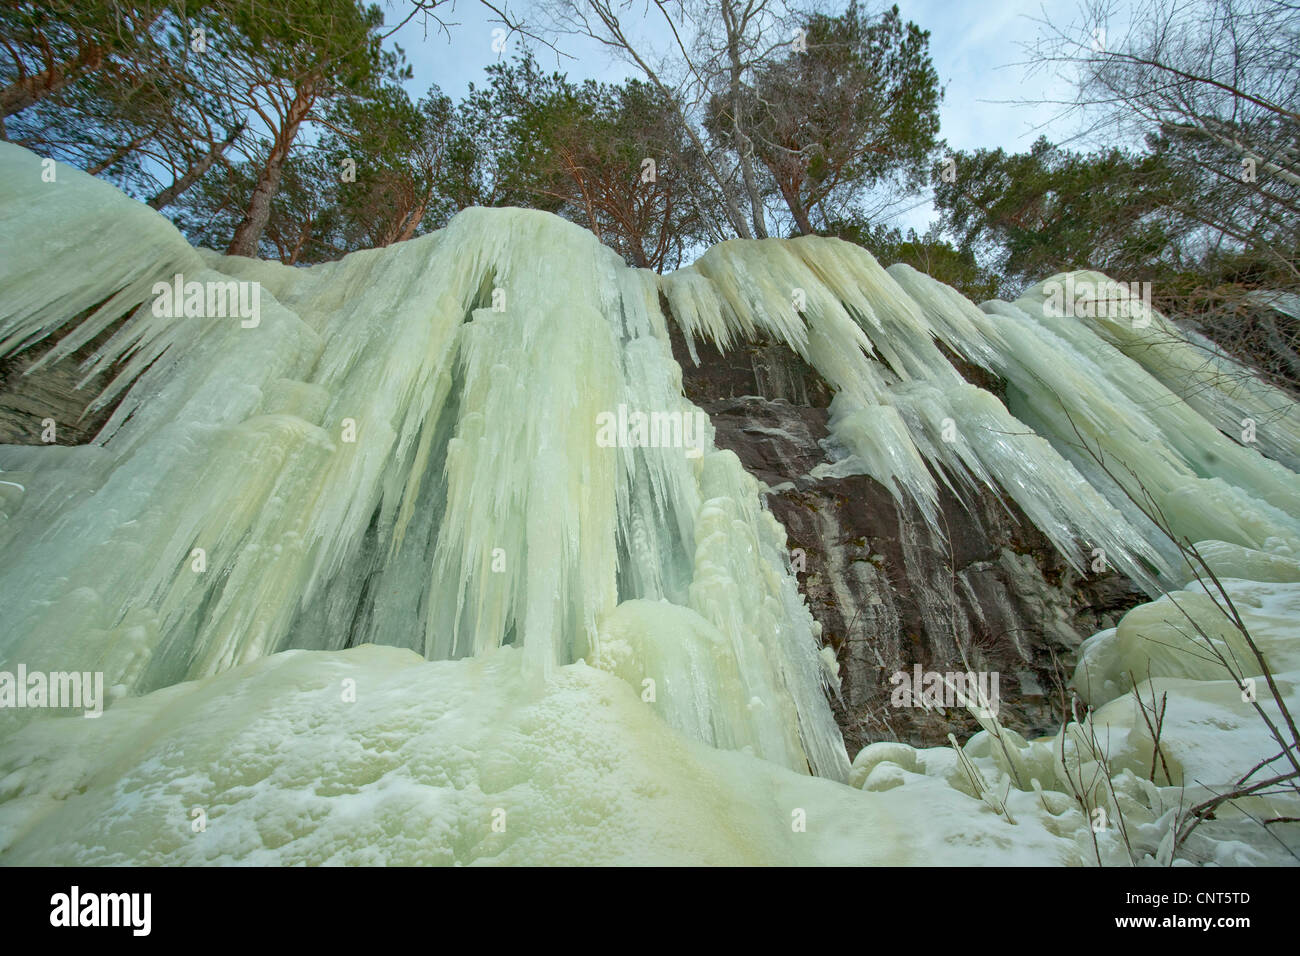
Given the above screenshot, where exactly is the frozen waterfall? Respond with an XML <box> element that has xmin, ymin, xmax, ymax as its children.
<box><xmin>1</xmin><ymin>142</ymin><xmax>1298</xmax><ymax>866</ymax></box>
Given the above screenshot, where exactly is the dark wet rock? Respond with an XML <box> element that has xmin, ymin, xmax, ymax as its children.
<box><xmin>668</xmin><ymin>319</ymin><xmax>1146</xmax><ymax>754</ymax></box>
<box><xmin>0</xmin><ymin>313</ymin><xmax>124</xmax><ymax>445</ymax></box>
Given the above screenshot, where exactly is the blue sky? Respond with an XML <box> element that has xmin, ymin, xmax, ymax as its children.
<box><xmin>901</xmin><ymin>0</ymin><xmax>1084</xmax><ymax>150</ymax></box>
<box><xmin>386</xmin><ymin>0</ymin><xmax>1091</xmax><ymax>232</ymax></box>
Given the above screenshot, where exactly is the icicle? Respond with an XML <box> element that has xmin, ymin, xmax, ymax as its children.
<box><xmin>3</xmin><ymin>137</ymin><xmax>1300</xmax><ymax>793</ymax></box>
<box><xmin>0</xmin><ymin>143</ymin><xmax>846</xmax><ymax>781</ymax></box>
<box><xmin>3</xmin><ymin>141</ymin><xmax>1300</xmax><ymax>866</ymax></box>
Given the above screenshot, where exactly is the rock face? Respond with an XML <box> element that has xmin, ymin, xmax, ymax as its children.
<box><xmin>668</xmin><ymin>324</ymin><xmax>1146</xmax><ymax>755</ymax></box>
<box><xmin>0</xmin><ymin>317</ymin><xmax>122</xmax><ymax>445</ymax></box>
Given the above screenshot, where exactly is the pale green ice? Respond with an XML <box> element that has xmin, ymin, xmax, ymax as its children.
<box><xmin>1</xmin><ymin>143</ymin><xmax>1297</xmax><ymax>865</ymax></box>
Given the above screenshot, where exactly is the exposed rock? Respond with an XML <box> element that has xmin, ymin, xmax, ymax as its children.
<box><xmin>669</xmin><ymin>320</ymin><xmax>1146</xmax><ymax>754</ymax></box>
<box><xmin>0</xmin><ymin>313</ymin><xmax>124</xmax><ymax>445</ymax></box>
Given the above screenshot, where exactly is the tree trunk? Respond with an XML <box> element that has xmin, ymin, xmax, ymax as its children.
<box><xmin>723</xmin><ymin>0</ymin><xmax>768</xmax><ymax>239</ymax></box>
<box><xmin>286</xmin><ymin>218</ymin><xmax>313</xmax><ymax>265</ymax></box>
<box><xmin>149</xmin><ymin>123</ymin><xmax>243</xmax><ymax>209</ymax></box>
<box><xmin>779</xmin><ymin>178</ymin><xmax>814</xmax><ymax>235</ymax></box>
<box><xmin>629</xmin><ymin>236</ymin><xmax>650</xmax><ymax>269</ymax></box>
<box><xmin>728</xmin><ymin>107</ymin><xmax>768</xmax><ymax>237</ymax></box>
<box><xmin>227</xmin><ymin>84</ymin><xmax>315</xmax><ymax>258</ymax></box>
<box><xmin>396</xmin><ymin>195</ymin><xmax>429</xmax><ymax>242</ymax></box>
<box><xmin>1167</xmin><ymin>118</ymin><xmax>1300</xmax><ymax>188</ymax></box>
<box><xmin>89</xmin><ymin>132</ymin><xmax>149</xmax><ymax>175</ymax></box>
<box><xmin>736</xmin><ymin>134</ymin><xmax>768</xmax><ymax>238</ymax></box>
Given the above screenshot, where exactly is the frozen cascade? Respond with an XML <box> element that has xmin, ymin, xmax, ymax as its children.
<box><xmin>0</xmin><ymin>143</ymin><xmax>845</xmax><ymax>782</ymax></box>
<box><xmin>1</xmin><ymin>142</ymin><xmax>1299</xmax><ymax>864</ymax></box>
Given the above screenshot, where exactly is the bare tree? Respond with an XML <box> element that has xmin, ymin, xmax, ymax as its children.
<box><xmin>1018</xmin><ymin>0</ymin><xmax>1300</xmax><ymax>391</ymax></box>
<box><xmin>546</xmin><ymin>0</ymin><xmax>811</xmax><ymax>239</ymax></box>
<box><xmin>1025</xmin><ymin>0</ymin><xmax>1299</xmax><ymax>276</ymax></box>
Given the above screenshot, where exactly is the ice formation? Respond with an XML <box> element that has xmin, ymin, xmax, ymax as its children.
<box><xmin>1</xmin><ymin>142</ymin><xmax>1298</xmax><ymax>865</ymax></box>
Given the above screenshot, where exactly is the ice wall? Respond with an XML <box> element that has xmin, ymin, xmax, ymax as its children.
<box><xmin>0</xmin><ymin>143</ymin><xmax>845</xmax><ymax>781</ymax></box>
<box><xmin>2</xmin><ymin>142</ymin><xmax>1299</xmax><ymax>865</ymax></box>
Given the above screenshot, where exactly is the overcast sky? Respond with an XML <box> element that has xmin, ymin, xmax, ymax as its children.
<box><xmin>387</xmin><ymin>0</ymin><xmax>1093</xmax><ymax>233</ymax></box>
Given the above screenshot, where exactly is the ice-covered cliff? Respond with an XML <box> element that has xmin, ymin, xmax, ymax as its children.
<box><xmin>1</xmin><ymin>142</ymin><xmax>1297</xmax><ymax>865</ymax></box>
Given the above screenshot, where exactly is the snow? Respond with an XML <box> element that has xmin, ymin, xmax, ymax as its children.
<box><xmin>0</xmin><ymin>644</ymin><xmax>1080</xmax><ymax>866</ymax></box>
